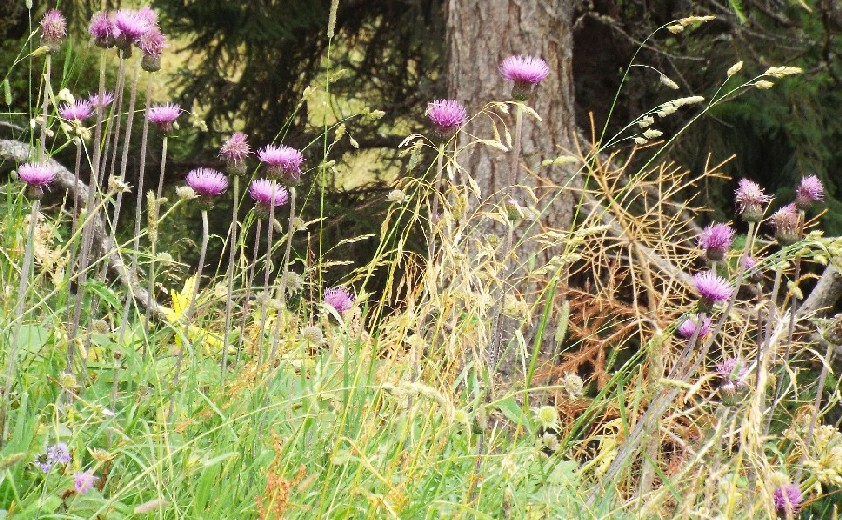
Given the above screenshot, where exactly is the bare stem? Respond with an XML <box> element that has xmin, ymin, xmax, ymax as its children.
<box><xmin>222</xmin><ymin>175</ymin><xmax>241</xmax><ymax>380</ymax></box>
<box><xmin>1</xmin><ymin>200</ymin><xmax>41</xmax><ymax>445</ymax></box>
<box><xmin>269</xmin><ymin>187</ymin><xmax>297</xmax><ymax>362</ymax></box>
<box><xmin>168</xmin><ymin>208</ymin><xmax>209</xmax><ymax>422</ymax></box>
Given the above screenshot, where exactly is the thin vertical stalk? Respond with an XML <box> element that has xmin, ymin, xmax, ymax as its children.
<box><xmin>168</xmin><ymin>209</ymin><xmax>209</xmax><ymax>422</ymax></box>
<box><xmin>1</xmin><ymin>200</ymin><xmax>41</xmax><ymax>444</ymax></box>
<box><xmin>111</xmin><ymin>61</ymin><xmax>141</xmax><ymax>234</ymax></box>
<box><xmin>427</xmin><ymin>143</ymin><xmax>445</xmax><ymax>261</ymax></box>
<box><xmin>143</xmin><ymin>136</ymin><xmax>169</xmax><ymax>360</ymax></box>
<box><xmin>37</xmin><ymin>54</ymin><xmax>51</xmax><ymax>159</ymax></box>
<box><xmin>222</xmin><ymin>175</ymin><xmax>241</xmax><ymax>379</ymax></box>
<box><xmin>256</xmin><ymin>202</ymin><xmax>277</xmax><ymax>364</ymax></box>
<box><xmin>487</xmin><ymin>104</ymin><xmax>523</xmax><ymax>378</ymax></box>
<box><xmin>797</xmin><ymin>340</ymin><xmax>834</xmax><ymax>482</ymax></box>
<box><xmin>237</xmin><ymin>219</ymin><xmax>263</xmax><ymax>367</ymax></box>
<box><xmin>269</xmin><ymin>188</ymin><xmax>297</xmax><ymax>362</ymax></box>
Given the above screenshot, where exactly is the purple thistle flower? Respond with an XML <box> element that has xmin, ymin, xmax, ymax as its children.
<box><xmin>698</xmin><ymin>222</ymin><xmax>735</xmax><ymax>261</ymax></box>
<box><xmin>324</xmin><ymin>287</ymin><xmax>354</xmax><ymax>315</ymax></box>
<box><xmin>715</xmin><ymin>357</ymin><xmax>749</xmax><ymax>387</ymax></box>
<box><xmin>771</xmin><ymin>203</ymin><xmax>800</xmax><ymax>245</ymax></box>
<box><xmin>677</xmin><ymin>314</ymin><xmax>711</xmax><ymax>339</ymax></box>
<box><xmin>89</xmin><ymin>11</ymin><xmax>116</xmax><ymax>48</ymax></box>
<box><xmin>426</xmin><ymin>99</ymin><xmax>467</xmax><ymax>138</ymax></box>
<box><xmin>499</xmin><ymin>54</ymin><xmax>549</xmax><ymax>100</ymax></box>
<box><xmin>693</xmin><ymin>271</ymin><xmax>733</xmax><ymax>306</ymax></box>
<box><xmin>186</xmin><ymin>168</ymin><xmax>228</xmax><ymax>198</ymax></box>
<box><xmin>258</xmin><ymin>144</ymin><xmax>304</xmax><ymax>183</ymax></box>
<box><xmin>88</xmin><ymin>91</ymin><xmax>114</xmax><ymax>109</ymax></box>
<box><xmin>249</xmin><ymin>179</ymin><xmax>289</xmax><ymax>214</ymax></box>
<box><xmin>33</xmin><ymin>453</ymin><xmax>52</xmax><ymax>473</ymax></box>
<box><xmin>137</xmin><ymin>6</ymin><xmax>158</xmax><ymax>26</ymax></box>
<box><xmin>138</xmin><ymin>26</ymin><xmax>166</xmax><ymax>72</ymax></box>
<box><xmin>220</xmin><ymin>132</ymin><xmax>251</xmax><ymax>168</ymax></box>
<box><xmin>742</xmin><ymin>256</ymin><xmax>757</xmax><ymax>270</ymax></box>
<box><xmin>18</xmin><ymin>163</ymin><xmax>56</xmax><ymax>188</ymax></box>
<box><xmin>59</xmin><ymin>100</ymin><xmax>93</xmax><ymax>122</ymax></box>
<box><xmin>773</xmin><ymin>483</ymin><xmax>803</xmax><ymax>515</ymax></box>
<box><xmin>47</xmin><ymin>442</ymin><xmax>71</xmax><ymax>465</ymax></box>
<box><xmin>74</xmin><ymin>470</ymin><xmax>98</xmax><ymax>494</ymax></box>
<box><xmin>147</xmin><ymin>103</ymin><xmax>181</xmax><ymax>135</ymax></box>
<box><xmin>40</xmin><ymin>8</ymin><xmax>67</xmax><ymax>51</ymax></box>
<box><xmin>795</xmin><ymin>174</ymin><xmax>824</xmax><ymax>209</ymax></box>
<box><xmin>114</xmin><ymin>9</ymin><xmax>153</xmax><ymax>48</ymax></box>
<box><xmin>734</xmin><ymin>179</ymin><xmax>772</xmax><ymax>222</ymax></box>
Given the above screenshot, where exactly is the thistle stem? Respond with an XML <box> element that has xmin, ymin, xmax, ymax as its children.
<box><xmin>0</xmin><ymin>199</ymin><xmax>40</xmax><ymax>445</ymax></box>
<box><xmin>269</xmin><ymin>188</ymin><xmax>297</xmax><ymax>362</ymax></box>
<box><xmin>168</xmin><ymin>208</ymin><xmax>209</xmax><ymax>422</ymax></box>
<box><xmin>256</xmin><ymin>202</ymin><xmax>277</xmax><ymax>364</ymax></box>
<box><xmin>222</xmin><ymin>175</ymin><xmax>241</xmax><ymax>380</ymax></box>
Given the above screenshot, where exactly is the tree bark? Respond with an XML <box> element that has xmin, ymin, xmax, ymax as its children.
<box><xmin>446</xmin><ymin>0</ymin><xmax>578</xmax><ymax>238</ymax></box>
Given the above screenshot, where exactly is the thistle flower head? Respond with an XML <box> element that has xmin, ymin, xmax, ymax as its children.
<box><xmin>698</xmin><ymin>222</ymin><xmax>735</xmax><ymax>261</ymax></box>
<box><xmin>773</xmin><ymin>483</ymin><xmax>803</xmax><ymax>515</ymax></box>
<box><xmin>796</xmin><ymin>174</ymin><xmax>824</xmax><ymax>209</ymax></box>
<box><xmin>693</xmin><ymin>271</ymin><xmax>733</xmax><ymax>307</ymax></box>
<box><xmin>18</xmin><ymin>162</ymin><xmax>56</xmax><ymax>189</ymax></box>
<box><xmin>324</xmin><ymin>287</ymin><xmax>354</xmax><ymax>315</ymax></box>
<box><xmin>114</xmin><ymin>9</ymin><xmax>153</xmax><ymax>47</ymax></box>
<box><xmin>716</xmin><ymin>357</ymin><xmax>749</xmax><ymax>386</ymax></box>
<box><xmin>88</xmin><ymin>91</ymin><xmax>114</xmax><ymax>109</ymax></box>
<box><xmin>426</xmin><ymin>99</ymin><xmax>467</xmax><ymax>138</ymax></box>
<box><xmin>771</xmin><ymin>203</ymin><xmax>800</xmax><ymax>245</ymax></box>
<box><xmin>186</xmin><ymin>168</ymin><xmax>228</xmax><ymax>198</ymax></box>
<box><xmin>300</xmin><ymin>325</ymin><xmax>324</xmax><ymax>345</ymax></box>
<box><xmin>40</xmin><ymin>9</ymin><xmax>67</xmax><ymax>51</ymax></box>
<box><xmin>220</xmin><ymin>132</ymin><xmax>251</xmax><ymax>166</ymax></box>
<box><xmin>74</xmin><ymin>470</ymin><xmax>98</xmax><ymax>494</ymax></box>
<box><xmin>59</xmin><ymin>100</ymin><xmax>93</xmax><ymax>122</ymax></box>
<box><xmin>499</xmin><ymin>54</ymin><xmax>549</xmax><ymax>100</ymax></box>
<box><xmin>138</xmin><ymin>26</ymin><xmax>166</xmax><ymax>71</ymax></box>
<box><xmin>248</xmin><ymin>179</ymin><xmax>288</xmax><ymax>214</ymax></box>
<box><xmin>734</xmin><ymin>179</ymin><xmax>772</xmax><ymax>222</ymax></box>
<box><xmin>147</xmin><ymin>103</ymin><xmax>181</xmax><ymax>134</ymax></box>
<box><xmin>89</xmin><ymin>11</ymin><xmax>116</xmax><ymax>48</ymax></box>
<box><xmin>137</xmin><ymin>6</ymin><xmax>158</xmax><ymax>26</ymax></box>
<box><xmin>677</xmin><ymin>314</ymin><xmax>711</xmax><ymax>339</ymax></box>
<box><xmin>47</xmin><ymin>442</ymin><xmax>71</xmax><ymax>465</ymax></box>
<box><xmin>258</xmin><ymin>144</ymin><xmax>304</xmax><ymax>183</ymax></box>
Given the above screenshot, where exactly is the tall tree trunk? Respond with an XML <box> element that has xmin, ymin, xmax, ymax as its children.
<box><xmin>446</xmin><ymin>1</ymin><xmax>579</xmax><ymax>373</ymax></box>
<box><xmin>446</xmin><ymin>0</ymin><xmax>578</xmax><ymax>237</ymax></box>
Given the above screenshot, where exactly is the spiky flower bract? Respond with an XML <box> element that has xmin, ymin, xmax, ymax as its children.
<box><xmin>698</xmin><ymin>222</ymin><xmax>735</xmax><ymax>261</ymax></box>
<box><xmin>147</xmin><ymin>103</ymin><xmax>181</xmax><ymax>135</ymax></box>
<box><xmin>89</xmin><ymin>11</ymin><xmax>115</xmax><ymax>48</ymax></box>
<box><xmin>734</xmin><ymin>178</ymin><xmax>772</xmax><ymax>222</ymax></box>
<box><xmin>186</xmin><ymin>168</ymin><xmax>228</xmax><ymax>198</ymax></box>
<box><xmin>249</xmin><ymin>179</ymin><xmax>289</xmax><ymax>216</ymax></box>
<box><xmin>677</xmin><ymin>314</ymin><xmax>711</xmax><ymax>339</ymax></box>
<box><xmin>426</xmin><ymin>99</ymin><xmax>467</xmax><ymax>139</ymax></box>
<box><xmin>324</xmin><ymin>287</ymin><xmax>354</xmax><ymax>315</ymax></box>
<box><xmin>773</xmin><ymin>483</ymin><xmax>803</xmax><ymax>515</ymax></box>
<box><xmin>59</xmin><ymin>100</ymin><xmax>93</xmax><ymax>122</ymax></box>
<box><xmin>40</xmin><ymin>9</ymin><xmax>67</xmax><ymax>52</ymax></box>
<box><xmin>693</xmin><ymin>271</ymin><xmax>733</xmax><ymax>307</ymax></box>
<box><xmin>796</xmin><ymin>174</ymin><xmax>824</xmax><ymax>209</ymax></box>
<box><xmin>74</xmin><ymin>470</ymin><xmax>98</xmax><ymax>494</ymax></box>
<box><xmin>258</xmin><ymin>144</ymin><xmax>304</xmax><ymax>184</ymax></box>
<box><xmin>499</xmin><ymin>54</ymin><xmax>549</xmax><ymax>100</ymax></box>
<box><xmin>771</xmin><ymin>203</ymin><xmax>800</xmax><ymax>245</ymax></box>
